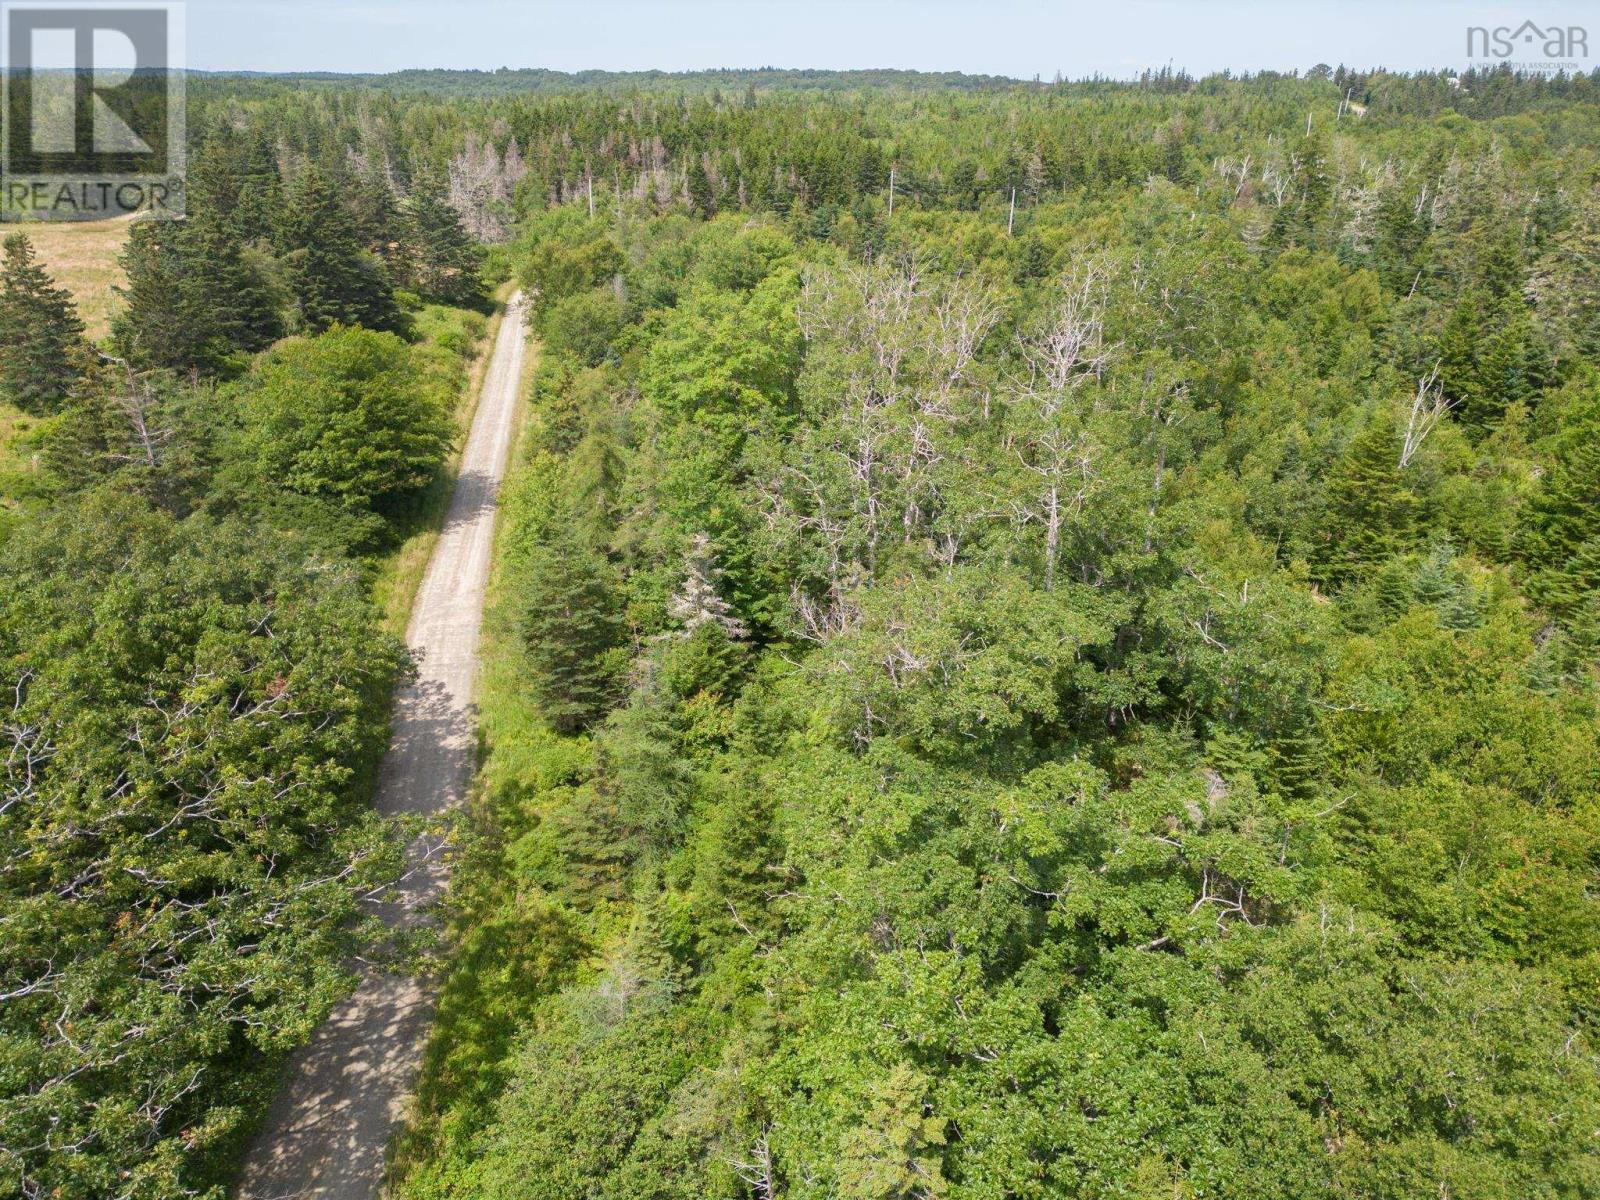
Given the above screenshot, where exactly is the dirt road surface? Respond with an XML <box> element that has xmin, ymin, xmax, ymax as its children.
<box><xmin>235</xmin><ymin>294</ymin><xmax>528</xmax><ymax>1200</ymax></box>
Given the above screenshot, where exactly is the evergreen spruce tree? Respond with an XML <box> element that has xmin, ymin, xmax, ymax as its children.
<box><xmin>566</xmin><ymin>421</ymin><xmax>624</xmax><ymax>548</ymax></box>
<box><xmin>404</xmin><ymin>184</ymin><xmax>490</xmax><ymax>309</ymax></box>
<box><xmin>0</xmin><ymin>233</ymin><xmax>86</xmax><ymax>415</ymax></box>
<box><xmin>1441</xmin><ymin>293</ymin><xmax>1553</xmax><ymax>434</ymax></box>
<box><xmin>187</xmin><ymin>132</ymin><xmax>289</xmax><ymax>353</ymax></box>
<box><xmin>345</xmin><ymin>165</ymin><xmax>404</xmax><ymax>261</ymax></box>
<box><xmin>1437</xmin><ymin>294</ymin><xmax>1485</xmax><ymax>413</ymax></box>
<box><xmin>188</xmin><ymin>213</ymin><xmax>285</xmax><ymax>357</ymax></box>
<box><xmin>691</xmin><ymin>770</ymin><xmax>780</xmax><ymax>947</ymax></box>
<box><xmin>615</xmin><ymin>890</ymin><xmax>686</xmax><ymax>1001</ymax></box>
<box><xmin>234</xmin><ymin>131</ymin><xmax>286</xmax><ymax>245</ymax></box>
<box><xmin>596</xmin><ymin>682</ymin><xmax>694</xmax><ymax>852</ymax></box>
<box><xmin>1476</xmin><ymin>310</ymin><xmax>1552</xmax><ymax>428</ymax></box>
<box><xmin>113</xmin><ymin>220</ymin><xmax>210</xmax><ymax>371</ymax></box>
<box><xmin>1374</xmin><ymin>184</ymin><xmax>1427</xmax><ymax>291</ymax></box>
<box><xmin>1411</xmin><ymin>543</ymin><xmax>1482</xmax><ymax>630</ymax></box>
<box><xmin>688</xmin><ymin>158</ymin><xmax>716</xmax><ymax>218</ymax></box>
<box><xmin>1319</xmin><ymin>412</ymin><xmax>1415</xmax><ymax>581</ymax></box>
<box><xmin>519</xmin><ymin>526</ymin><xmax>624</xmax><ymax>733</ymax></box>
<box><xmin>1522</xmin><ymin>389</ymin><xmax>1600</xmax><ymax>617</ymax></box>
<box><xmin>280</xmin><ymin>166</ymin><xmax>406</xmax><ymax>334</ymax></box>
<box><xmin>190</xmin><ymin>124</ymin><xmax>283</xmax><ymax>245</ymax></box>
<box><xmin>113</xmin><ymin>216</ymin><xmax>282</xmax><ymax>374</ymax></box>
<box><xmin>545</xmin><ymin>783</ymin><xmax>637</xmax><ymax>908</ymax></box>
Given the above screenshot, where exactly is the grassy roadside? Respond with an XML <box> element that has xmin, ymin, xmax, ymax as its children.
<box><xmin>384</xmin><ymin>333</ymin><xmax>602</xmax><ymax>1198</ymax></box>
<box><xmin>464</xmin><ymin>336</ymin><xmax>563</xmax><ymax>809</ymax></box>
<box><xmin>370</xmin><ymin>290</ymin><xmax>515</xmax><ymax>636</ymax></box>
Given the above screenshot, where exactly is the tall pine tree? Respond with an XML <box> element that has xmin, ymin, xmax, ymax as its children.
<box><xmin>280</xmin><ymin>166</ymin><xmax>406</xmax><ymax>335</ymax></box>
<box><xmin>112</xmin><ymin>215</ymin><xmax>282</xmax><ymax>375</ymax></box>
<box><xmin>404</xmin><ymin>184</ymin><xmax>490</xmax><ymax>310</ymax></box>
<box><xmin>0</xmin><ymin>233</ymin><xmax>86</xmax><ymax>415</ymax></box>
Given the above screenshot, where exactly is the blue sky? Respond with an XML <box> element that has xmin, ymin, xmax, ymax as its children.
<box><xmin>183</xmin><ymin>1</ymin><xmax>1598</xmax><ymax>77</ymax></box>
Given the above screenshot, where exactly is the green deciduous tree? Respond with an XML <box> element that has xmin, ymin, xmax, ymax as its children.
<box><xmin>0</xmin><ymin>491</ymin><xmax>405</xmax><ymax>1200</ymax></box>
<box><xmin>233</xmin><ymin>325</ymin><xmax>453</xmax><ymax>521</ymax></box>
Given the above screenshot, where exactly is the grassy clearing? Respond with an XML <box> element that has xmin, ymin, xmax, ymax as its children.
<box><xmin>14</xmin><ymin>215</ymin><xmax>134</xmax><ymax>342</ymax></box>
<box><xmin>370</xmin><ymin>289</ymin><xmax>519</xmax><ymax>637</ymax></box>
<box><xmin>0</xmin><ymin>401</ymin><xmax>45</xmax><ymax>534</ymax></box>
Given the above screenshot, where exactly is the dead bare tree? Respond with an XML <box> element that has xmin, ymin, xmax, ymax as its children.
<box><xmin>107</xmin><ymin>366</ymin><xmax>176</xmax><ymax>470</ymax></box>
<box><xmin>446</xmin><ymin>132</ymin><xmax>526</xmax><ymax>242</ymax></box>
<box><xmin>1007</xmin><ymin>265</ymin><xmax>1117</xmax><ymax>589</ymax></box>
<box><xmin>1397</xmin><ymin>364</ymin><xmax>1453</xmax><ymax>469</ymax></box>
<box><xmin>731</xmin><ymin>1133</ymin><xmax>775</xmax><ymax>1200</ymax></box>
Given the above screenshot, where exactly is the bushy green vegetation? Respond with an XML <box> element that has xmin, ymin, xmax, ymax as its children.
<box><xmin>233</xmin><ymin>325</ymin><xmax>455</xmax><ymax>519</ymax></box>
<box><xmin>396</xmin><ymin>68</ymin><xmax>1600</xmax><ymax>1200</ymax></box>
<box><xmin>0</xmin><ymin>494</ymin><xmax>406</xmax><ymax>1200</ymax></box>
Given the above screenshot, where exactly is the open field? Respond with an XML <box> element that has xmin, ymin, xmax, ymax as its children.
<box><xmin>12</xmin><ymin>215</ymin><xmax>134</xmax><ymax>342</ymax></box>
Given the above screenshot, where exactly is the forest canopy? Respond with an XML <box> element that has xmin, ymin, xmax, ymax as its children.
<box><xmin>3</xmin><ymin>62</ymin><xmax>1600</xmax><ymax>1200</ymax></box>
<box><xmin>375</xmin><ymin>63</ymin><xmax>1600</xmax><ymax>1200</ymax></box>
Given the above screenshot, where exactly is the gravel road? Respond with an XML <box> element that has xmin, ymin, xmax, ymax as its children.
<box><xmin>235</xmin><ymin>293</ymin><xmax>528</xmax><ymax>1200</ymax></box>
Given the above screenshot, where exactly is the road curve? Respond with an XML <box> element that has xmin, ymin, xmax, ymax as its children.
<box><xmin>235</xmin><ymin>293</ymin><xmax>528</xmax><ymax>1200</ymax></box>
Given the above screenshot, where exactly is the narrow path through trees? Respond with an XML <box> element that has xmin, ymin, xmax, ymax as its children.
<box><xmin>235</xmin><ymin>294</ymin><xmax>528</xmax><ymax>1200</ymax></box>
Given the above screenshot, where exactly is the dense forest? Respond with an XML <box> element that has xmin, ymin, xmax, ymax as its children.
<box><xmin>3</xmin><ymin>63</ymin><xmax>1600</xmax><ymax>1199</ymax></box>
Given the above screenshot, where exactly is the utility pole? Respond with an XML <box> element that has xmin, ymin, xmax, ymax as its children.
<box><xmin>888</xmin><ymin>164</ymin><xmax>895</xmax><ymax>217</ymax></box>
<box><xmin>1007</xmin><ymin>186</ymin><xmax>1016</xmax><ymax>236</ymax></box>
